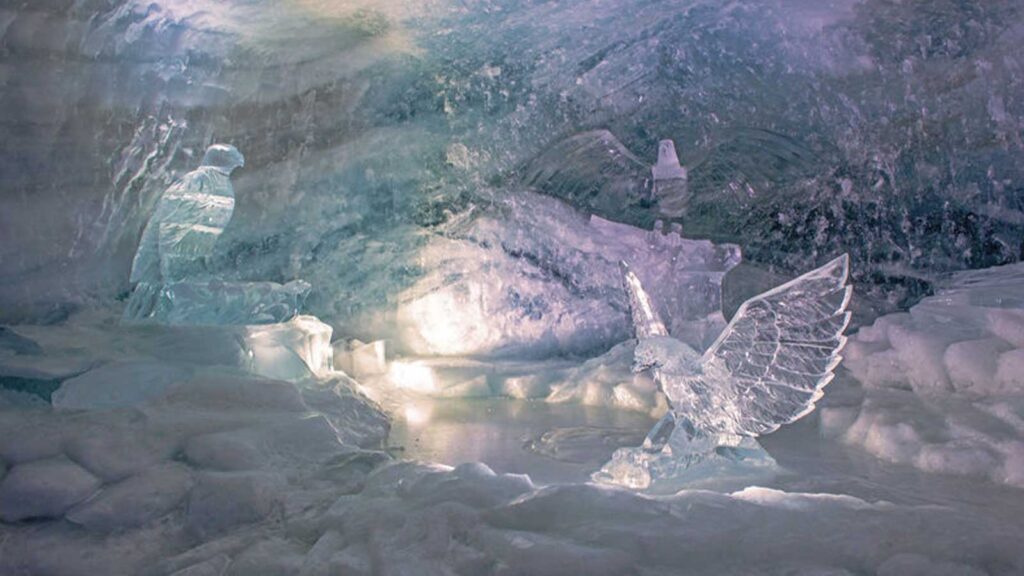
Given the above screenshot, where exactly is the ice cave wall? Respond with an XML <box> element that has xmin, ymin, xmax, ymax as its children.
<box><xmin>2</xmin><ymin>0</ymin><xmax>1023</xmax><ymax>344</ymax></box>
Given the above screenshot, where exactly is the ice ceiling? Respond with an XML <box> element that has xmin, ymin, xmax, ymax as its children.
<box><xmin>3</xmin><ymin>0</ymin><xmax>1023</xmax><ymax>342</ymax></box>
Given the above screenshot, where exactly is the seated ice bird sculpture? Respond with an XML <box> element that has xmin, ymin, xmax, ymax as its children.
<box><xmin>124</xmin><ymin>144</ymin><xmax>245</xmax><ymax>320</ymax></box>
<box><xmin>129</xmin><ymin>144</ymin><xmax>245</xmax><ymax>289</ymax></box>
<box><xmin>124</xmin><ymin>144</ymin><xmax>310</xmax><ymax>326</ymax></box>
<box><xmin>620</xmin><ymin>254</ymin><xmax>852</xmax><ymax>460</ymax></box>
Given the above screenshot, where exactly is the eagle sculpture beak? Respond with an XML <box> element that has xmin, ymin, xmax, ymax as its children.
<box><xmin>631</xmin><ymin>357</ymin><xmax>656</xmax><ymax>374</ymax></box>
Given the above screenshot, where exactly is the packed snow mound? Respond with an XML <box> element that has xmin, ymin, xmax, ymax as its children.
<box><xmin>834</xmin><ymin>262</ymin><xmax>1024</xmax><ymax>486</ymax></box>
<box><xmin>0</xmin><ymin>368</ymin><xmax>389</xmax><ymax>574</ymax></box>
<box><xmin>52</xmin><ymin>361</ymin><xmax>192</xmax><ymax>411</ymax></box>
<box><xmin>846</xmin><ymin>262</ymin><xmax>1024</xmax><ymax>396</ymax></box>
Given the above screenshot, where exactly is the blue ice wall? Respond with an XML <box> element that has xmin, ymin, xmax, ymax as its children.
<box><xmin>1</xmin><ymin>0</ymin><xmax>1022</xmax><ymax>331</ymax></box>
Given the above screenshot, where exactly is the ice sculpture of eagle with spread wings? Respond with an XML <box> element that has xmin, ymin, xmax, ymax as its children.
<box><xmin>621</xmin><ymin>255</ymin><xmax>852</xmax><ymax>458</ymax></box>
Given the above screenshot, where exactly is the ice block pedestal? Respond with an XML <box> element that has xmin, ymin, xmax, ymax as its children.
<box><xmin>334</xmin><ymin>339</ymin><xmax>388</xmax><ymax>379</ymax></box>
<box><xmin>593</xmin><ymin>434</ymin><xmax>779</xmax><ymax>493</ymax></box>
<box><xmin>243</xmin><ymin>315</ymin><xmax>334</xmax><ymax>381</ymax></box>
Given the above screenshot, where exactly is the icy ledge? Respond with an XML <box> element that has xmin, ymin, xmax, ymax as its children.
<box><xmin>1</xmin><ymin>313</ymin><xmax>336</xmax><ymax>410</ymax></box>
<box><xmin>832</xmin><ymin>262</ymin><xmax>1024</xmax><ymax>487</ymax></box>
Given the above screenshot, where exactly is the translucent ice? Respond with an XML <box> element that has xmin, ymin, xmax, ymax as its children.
<box><xmin>598</xmin><ymin>255</ymin><xmax>851</xmax><ymax>488</ymax></box>
<box><xmin>129</xmin><ymin>144</ymin><xmax>244</xmax><ymax>287</ymax></box>
<box><xmin>393</xmin><ymin>190</ymin><xmax>740</xmax><ymax>357</ymax></box>
<box><xmin>593</xmin><ymin>433</ymin><xmax>778</xmax><ymax>493</ymax></box>
<box><xmin>150</xmin><ymin>279</ymin><xmax>311</xmax><ymax>326</ymax></box>
<box><xmin>125</xmin><ymin>144</ymin><xmax>245</xmax><ymax>321</ymax></box>
<box><xmin>334</xmin><ymin>339</ymin><xmax>388</xmax><ymax>379</ymax></box>
<box><xmin>123</xmin><ymin>145</ymin><xmax>311</xmax><ymax>326</ymax></box>
<box><xmin>244</xmin><ymin>315</ymin><xmax>335</xmax><ymax>381</ymax></box>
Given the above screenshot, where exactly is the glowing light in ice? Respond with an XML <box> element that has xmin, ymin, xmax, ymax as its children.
<box><xmin>388</xmin><ymin>361</ymin><xmax>438</xmax><ymax>394</ymax></box>
<box><xmin>399</xmin><ymin>284</ymin><xmax>491</xmax><ymax>356</ymax></box>
<box><xmin>402</xmin><ymin>403</ymin><xmax>434</xmax><ymax>427</ymax></box>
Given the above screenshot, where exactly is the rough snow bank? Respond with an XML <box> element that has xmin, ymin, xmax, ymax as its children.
<box><xmin>833</xmin><ymin>263</ymin><xmax>1024</xmax><ymax>487</ymax></box>
<box><xmin>3</xmin><ymin>383</ymin><xmax>1020</xmax><ymax>576</ymax></box>
<box><xmin>0</xmin><ymin>368</ymin><xmax>390</xmax><ymax>574</ymax></box>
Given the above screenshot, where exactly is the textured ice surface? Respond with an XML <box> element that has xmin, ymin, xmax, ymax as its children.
<box><xmin>3</xmin><ymin>0</ymin><xmax>1024</xmax><ymax>325</ymax></box>
<box><xmin>388</xmin><ymin>190</ymin><xmax>739</xmax><ymax>357</ymax></box>
<box><xmin>123</xmin><ymin>145</ymin><xmax>312</xmax><ymax>326</ymax></box>
<box><xmin>837</xmin><ymin>262</ymin><xmax>1024</xmax><ymax>487</ymax></box>
<box><xmin>148</xmin><ymin>279</ymin><xmax>311</xmax><ymax>326</ymax></box>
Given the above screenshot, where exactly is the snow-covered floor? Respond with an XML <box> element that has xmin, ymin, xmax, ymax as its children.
<box><xmin>2</xmin><ymin>265</ymin><xmax>1024</xmax><ymax>575</ymax></box>
<box><xmin>4</xmin><ymin>372</ymin><xmax>1021</xmax><ymax>575</ymax></box>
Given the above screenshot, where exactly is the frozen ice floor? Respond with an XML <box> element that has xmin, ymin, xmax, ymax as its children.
<box><xmin>391</xmin><ymin>375</ymin><xmax>1024</xmax><ymax>518</ymax></box>
<box><xmin>389</xmin><ymin>397</ymin><xmax>656</xmax><ymax>485</ymax></box>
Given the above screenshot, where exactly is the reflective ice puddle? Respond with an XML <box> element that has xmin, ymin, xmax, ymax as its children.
<box><xmin>387</xmin><ymin>372</ymin><xmax>1024</xmax><ymax>524</ymax></box>
<box><xmin>389</xmin><ymin>395</ymin><xmax>655</xmax><ymax>485</ymax></box>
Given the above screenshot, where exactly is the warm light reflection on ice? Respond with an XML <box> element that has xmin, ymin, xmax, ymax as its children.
<box><xmin>402</xmin><ymin>402</ymin><xmax>435</xmax><ymax>428</ymax></box>
<box><xmin>399</xmin><ymin>284</ymin><xmax>491</xmax><ymax>356</ymax></box>
<box><xmin>387</xmin><ymin>361</ymin><xmax>438</xmax><ymax>393</ymax></box>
